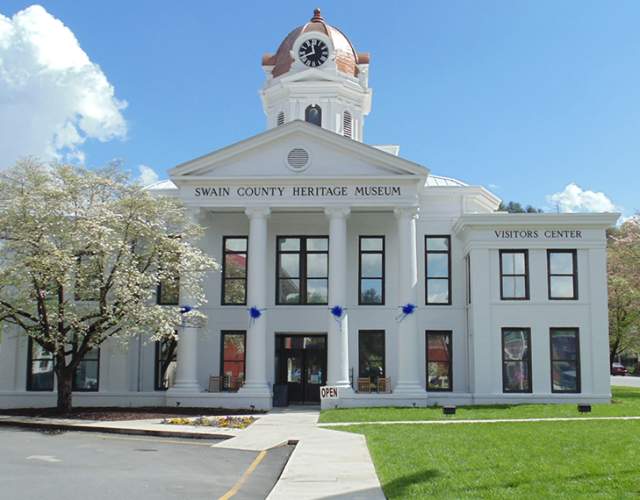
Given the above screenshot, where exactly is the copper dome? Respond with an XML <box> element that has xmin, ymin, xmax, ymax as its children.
<box><xmin>262</xmin><ymin>9</ymin><xmax>370</xmax><ymax>78</ymax></box>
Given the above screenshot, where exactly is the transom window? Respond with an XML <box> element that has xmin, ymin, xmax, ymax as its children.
<box><xmin>359</xmin><ymin>236</ymin><xmax>384</xmax><ymax>305</ymax></box>
<box><xmin>425</xmin><ymin>236</ymin><xmax>451</xmax><ymax>305</ymax></box>
<box><xmin>547</xmin><ymin>250</ymin><xmax>578</xmax><ymax>300</ymax></box>
<box><xmin>221</xmin><ymin>331</ymin><xmax>246</xmax><ymax>392</ymax></box>
<box><xmin>550</xmin><ymin>328</ymin><xmax>580</xmax><ymax>393</ymax></box>
<box><xmin>500</xmin><ymin>250</ymin><xmax>529</xmax><ymax>300</ymax></box>
<box><xmin>426</xmin><ymin>331</ymin><xmax>452</xmax><ymax>391</ymax></box>
<box><xmin>276</xmin><ymin>236</ymin><xmax>328</xmax><ymax>305</ymax></box>
<box><xmin>222</xmin><ymin>237</ymin><xmax>248</xmax><ymax>305</ymax></box>
<box><xmin>502</xmin><ymin>328</ymin><xmax>532</xmax><ymax>393</ymax></box>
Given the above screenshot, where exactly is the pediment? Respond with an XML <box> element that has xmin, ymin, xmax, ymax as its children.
<box><xmin>169</xmin><ymin>120</ymin><xmax>429</xmax><ymax>182</ymax></box>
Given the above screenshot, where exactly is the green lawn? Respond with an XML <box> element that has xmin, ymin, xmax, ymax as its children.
<box><xmin>343</xmin><ymin>420</ymin><xmax>640</xmax><ymax>499</ymax></box>
<box><xmin>319</xmin><ymin>386</ymin><xmax>640</xmax><ymax>423</ymax></box>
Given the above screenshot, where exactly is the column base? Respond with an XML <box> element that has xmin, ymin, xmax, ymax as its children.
<box><xmin>393</xmin><ymin>382</ymin><xmax>425</xmax><ymax>397</ymax></box>
<box><xmin>167</xmin><ymin>381</ymin><xmax>202</xmax><ymax>394</ymax></box>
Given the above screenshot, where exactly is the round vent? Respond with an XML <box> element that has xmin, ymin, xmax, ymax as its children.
<box><xmin>286</xmin><ymin>147</ymin><xmax>310</xmax><ymax>171</ymax></box>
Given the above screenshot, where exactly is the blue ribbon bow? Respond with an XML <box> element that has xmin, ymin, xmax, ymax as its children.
<box><xmin>396</xmin><ymin>303</ymin><xmax>416</xmax><ymax>322</ymax></box>
<box><xmin>330</xmin><ymin>305</ymin><xmax>345</xmax><ymax>324</ymax></box>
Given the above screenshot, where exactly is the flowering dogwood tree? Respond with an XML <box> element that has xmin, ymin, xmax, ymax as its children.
<box><xmin>0</xmin><ymin>161</ymin><xmax>218</xmax><ymax>411</ymax></box>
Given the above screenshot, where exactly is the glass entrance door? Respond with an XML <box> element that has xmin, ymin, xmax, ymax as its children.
<box><xmin>276</xmin><ymin>335</ymin><xmax>327</xmax><ymax>404</ymax></box>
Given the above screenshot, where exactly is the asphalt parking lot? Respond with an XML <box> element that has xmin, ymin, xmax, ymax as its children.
<box><xmin>612</xmin><ymin>375</ymin><xmax>640</xmax><ymax>387</ymax></box>
<box><xmin>0</xmin><ymin>427</ymin><xmax>292</xmax><ymax>500</ymax></box>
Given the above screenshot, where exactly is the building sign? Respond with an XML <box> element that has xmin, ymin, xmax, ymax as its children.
<box><xmin>193</xmin><ymin>185</ymin><xmax>403</xmax><ymax>199</ymax></box>
<box><xmin>494</xmin><ymin>230</ymin><xmax>583</xmax><ymax>239</ymax></box>
<box><xmin>320</xmin><ymin>386</ymin><xmax>339</xmax><ymax>399</ymax></box>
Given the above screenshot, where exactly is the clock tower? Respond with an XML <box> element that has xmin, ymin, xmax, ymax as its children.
<box><xmin>260</xmin><ymin>9</ymin><xmax>372</xmax><ymax>142</ymax></box>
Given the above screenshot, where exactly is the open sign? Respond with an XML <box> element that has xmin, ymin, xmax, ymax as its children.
<box><xmin>320</xmin><ymin>386</ymin><xmax>339</xmax><ymax>399</ymax></box>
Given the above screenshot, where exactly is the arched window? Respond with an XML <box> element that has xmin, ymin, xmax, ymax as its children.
<box><xmin>305</xmin><ymin>105</ymin><xmax>322</xmax><ymax>127</ymax></box>
<box><xmin>277</xmin><ymin>111</ymin><xmax>285</xmax><ymax>127</ymax></box>
<box><xmin>343</xmin><ymin>111</ymin><xmax>352</xmax><ymax>138</ymax></box>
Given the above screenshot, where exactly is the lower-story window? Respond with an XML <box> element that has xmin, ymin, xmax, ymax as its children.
<box><xmin>221</xmin><ymin>331</ymin><xmax>246</xmax><ymax>391</ymax></box>
<box><xmin>426</xmin><ymin>331</ymin><xmax>452</xmax><ymax>391</ymax></box>
<box><xmin>358</xmin><ymin>330</ymin><xmax>385</xmax><ymax>385</ymax></box>
<box><xmin>27</xmin><ymin>338</ymin><xmax>54</xmax><ymax>391</ymax></box>
<box><xmin>155</xmin><ymin>337</ymin><xmax>177</xmax><ymax>391</ymax></box>
<box><xmin>550</xmin><ymin>328</ymin><xmax>581</xmax><ymax>393</ymax></box>
<box><xmin>73</xmin><ymin>347</ymin><xmax>100</xmax><ymax>391</ymax></box>
<box><xmin>502</xmin><ymin>328</ymin><xmax>532</xmax><ymax>393</ymax></box>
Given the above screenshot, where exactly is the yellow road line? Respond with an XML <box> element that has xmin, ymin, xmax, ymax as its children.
<box><xmin>219</xmin><ymin>449</ymin><xmax>268</xmax><ymax>500</ymax></box>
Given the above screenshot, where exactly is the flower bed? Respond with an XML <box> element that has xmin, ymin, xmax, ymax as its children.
<box><xmin>161</xmin><ymin>415</ymin><xmax>256</xmax><ymax>429</ymax></box>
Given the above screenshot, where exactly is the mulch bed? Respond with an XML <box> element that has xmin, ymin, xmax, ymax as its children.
<box><xmin>0</xmin><ymin>407</ymin><xmax>265</xmax><ymax>421</ymax></box>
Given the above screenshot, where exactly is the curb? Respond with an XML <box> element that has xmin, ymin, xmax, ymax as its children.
<box><xmin>0</xmin><ymin>419</ymin><xmax>232</xmax><ymax>440</ymax></box>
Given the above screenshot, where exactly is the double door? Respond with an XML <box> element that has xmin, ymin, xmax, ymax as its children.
<box><xmin>275</xmin><ymin>335</ymin><xmax>327</xmax><ymax>404</ymax></box>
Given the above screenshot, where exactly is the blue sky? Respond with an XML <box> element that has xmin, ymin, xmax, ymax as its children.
<box><xmin>1</xmin><ymin>1</ymin><xmax>639</xmax><ymax>216</ymax></box>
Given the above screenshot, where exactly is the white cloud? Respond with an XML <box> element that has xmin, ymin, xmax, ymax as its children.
<box><xmin>0</xmin><ymin>5</ymin><xmax>127</xmax><ymax>168</ymax></box>
<box><xmin>137</xmin><ymin>164</ymin><xmax>159</xmax><ymax>186</ymax></box>
<box><xmin>546</xmin><ymin>183</ymin><xmax>616</xmax><ymax>213</ymax></box>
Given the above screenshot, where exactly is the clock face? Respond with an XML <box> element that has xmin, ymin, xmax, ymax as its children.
<box><xmin>298</xmin><ymin>39</ymin><xmax>329</xmax><ymax>67</ymax></box>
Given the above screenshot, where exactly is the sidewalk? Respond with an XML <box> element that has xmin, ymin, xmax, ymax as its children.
<box><xmin>215</xmin><ymin>407</ymin><xmax>385</xmax><ymax>499</ymax></box>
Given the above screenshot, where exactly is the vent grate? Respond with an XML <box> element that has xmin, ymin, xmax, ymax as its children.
<box><xmin>277</xmin><ymin>111</ymin><xmax>285</xmax><ymax>126</ymax></box>
<box><xmin>343</xmin><ymin>111</ymin><xmax>352</xmax><ymax>138</ymax></box>
<box><xmin>286</xmin><ymin>148</ymin><xmax>310</xmax><ymax>171</ymax></box>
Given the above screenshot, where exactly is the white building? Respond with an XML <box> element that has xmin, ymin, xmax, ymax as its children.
<box><xmin>0</xmin><ymin>9</ymin><xmax>617</xmax><ymax>410</ymax></box>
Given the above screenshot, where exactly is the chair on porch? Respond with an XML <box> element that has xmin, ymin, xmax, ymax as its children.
<box><xmin>377</xmin><ymin>377</ymin><xmax>391</xmax><ymax>394</ymax></box>
<box><xmin>208</xmin><ymin>376</ymin><xmax>221</xmax><ymax>393</ymax></box>
<box><xmin>357</xmin><ymin>377</ymin><xmax>371</xmax><ymax>393</ymax></box>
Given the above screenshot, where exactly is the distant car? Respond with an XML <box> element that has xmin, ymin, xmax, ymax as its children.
<box><xmin>611</xmin><ymin>363</ymin><xmax>629</xmax><ymax>376</ymax></box>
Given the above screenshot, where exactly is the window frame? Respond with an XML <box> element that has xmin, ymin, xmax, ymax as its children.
<box><xmin>425</xmin><ymin>235</ymin><xmax>452</xmax><ymax>306</ymax></box>
<box><xmin>547</xmin><ymin>249</ymin><xmax>578</xmax><ymax>300</ymax></box>
<box><xmin>154</xmin><ymin>337</ymin><xmax>177</xmax><ymax>391</ymax></box>
<box><xmin>221</xmin><ymin>236</ymin><xmax>249</xmax><ymax>306</ymax></box>
<box><xmin>549</xmin><ymin>327</ymin><xmax>581</xmax><ymax>394</ymax></box>
<box><xmin>501</xmin><ymin>327</ymin><xmax>532</xmax><ymax>394</ymax></box>
<box><xmin>275</xmin><ymin>235</ymin><xmax>329</xmax><ymax>306</ymax></box>
<box><xmin>358</xmin><ymin>236</ymin><xmax>385</xmax><ymax>305</ymax></box>
<box><xmin>499</xmin><ymin>249</ymin><xmax>530</xmax><ymax>301</ymax></box>
<box><xmin>219</xmin><ymin>330</ymin><xmax>247</xmax><ymax>392</ymax></box>
<box><xmin>358</xmin><ymin>330</ymin><xmax>386</xmax><ymax>383</ymax></box>
<box><xmin>425</xmin><ymin>330</ymin><xmax>453</xmax><ymax>392</ymax></box>
<box><xmin>26</xmin><ymin>337</ymin><xmax>54</xmax><ymax>392</ymax></box>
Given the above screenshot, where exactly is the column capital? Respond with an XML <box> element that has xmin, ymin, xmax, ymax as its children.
<box><xmin>245</xmin><ymin>206</ymin><xmax>271</xmax><ymax>219</ymax></box>
<box><xmin>324</xmin><ymin>206</ymin><xmax>351</xmax><ymax>219</ymax></box>
<box><xmin>393</xmin><ymin>206</ymin><xmax>419</xmax><ymax>220</ymax></box>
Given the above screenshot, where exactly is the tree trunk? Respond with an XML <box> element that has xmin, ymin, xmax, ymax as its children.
<box><xmin>56</xmin><ymin>369</ymin><xmax>73</xmax><ymax>413</ymax></box>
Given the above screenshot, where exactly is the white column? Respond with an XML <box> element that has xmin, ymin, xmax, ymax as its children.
<box><xmin>325</xmin><ymin>207</ymin><xmax>352</xmax><ymax>389</ymax></box>
<box><xmin>171</xmin><ymin>208</ymin><xmax>202</xmax><ymax>393</ymax></box>
<box><xmin>394</xmin><ymin>207</ymin><xmax>423</xmax><ymax>394</ymax></box>
<box><xmin>238</xmin><ymin>207</ymin><xmax>271</xmax><ymax>395</ymax></box>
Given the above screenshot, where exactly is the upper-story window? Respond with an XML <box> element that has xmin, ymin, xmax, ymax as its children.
<box><xmin>157</xmin><ymin>268</ymin><xmax>179</xmax><ymax>305</ymax></box>
<box><xmin>222</xmin><ymin>237</ymin><xmax>248</xmax><ymax>305</ymax></box>
<box><xmin>75</xmin><ymin>253</ymin><xmax>101</xmax><ymax>302</ymax></box>
<box><xmin>343</xmin><ymin>111</ymin><xmax>352</xmax><ymax>138</ymax></box>
<box><xmin>305</xmin><ymin>105</ymin><xmax>322</xmax><ymax>126</ymax></box>
<box><xmin>425</xmin><ymin>236</ymin><xmax>451</xmax><ymax>305</ymax></box>
<box><xmin>547</xmin><ymin>250</ymin><xmax>578</xmax><ymax>300</ymax></box>
<box><xmin>500</xmin><ymin>250</ymin><xmax>529</xmax><ymax>300</ymax></box>
<box><xmin>277</xmin><ymin>111</ymin><xmax>285</xmax><ymax>126</ymax></box>
<box><xmin>359</xmin><ymin>236</ymin><xmax>384</xmax><ymax>305</ymax></box>
<box><xmin>276</xmin><ymin>236</ymin><xmax>328</xmax><ymax>305</ymax></box>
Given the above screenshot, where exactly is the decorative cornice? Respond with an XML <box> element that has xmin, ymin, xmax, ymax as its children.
<box><xmin>453</xmin><ymin>212</ymin><xmax>620</xmax><ymax>234</ymax></box>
